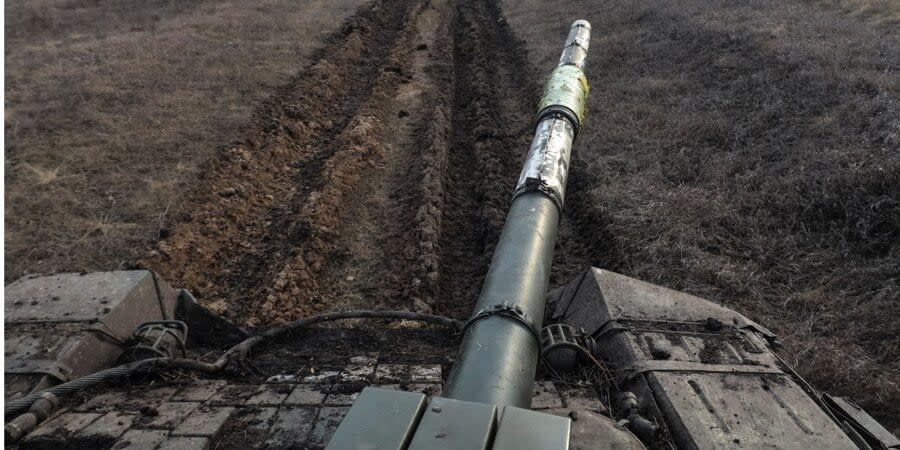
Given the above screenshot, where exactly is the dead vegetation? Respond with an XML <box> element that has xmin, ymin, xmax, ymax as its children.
<box><xmin>807</xmin><ymin>0</ymin><xmax>900</xmax><ymax>27</ymax></box>
<box><xmin>4</xmin><ymin>0</ymin><xmax>364</xmax><ymax>280</ymax></box>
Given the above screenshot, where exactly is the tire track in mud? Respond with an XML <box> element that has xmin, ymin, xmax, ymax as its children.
<box><xmin>430</xmin><ymin>0</ymin><xmax>541</xmax><ymax>318</ymax></box>
<box><xmin>143</xmin><ymin>0</ymin><xmax>583</xmax><ymax>325</ymax></box>
<box><xmin>313</xmin><ymin>0</ymin><xmax>456</xmax><ymax>316</ymax></box>
<box><xmin>143</xmin><ymin>0</ymin><xmax>428</xmax><ymax>324</ymax></box>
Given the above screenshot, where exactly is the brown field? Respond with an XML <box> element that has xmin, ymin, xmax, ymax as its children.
<box><xmin>5</xmin><ymin>0</ymin><xmax>364</xmax><ymax>278</ymax></box>
<box><xmin>6</xmin><ymin>0</ymin><xmax>899</xmax><ymax>432</ymax></box>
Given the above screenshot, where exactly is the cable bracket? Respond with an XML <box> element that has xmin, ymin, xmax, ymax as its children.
<box><xmin>462</xmin><ymin>301</ymin><xmax>541</xmax><ymax>344</ymax></box>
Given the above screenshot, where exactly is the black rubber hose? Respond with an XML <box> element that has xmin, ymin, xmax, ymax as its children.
<box><xmin>234</xmin><ymin>309</ymin><xmax>464</xmax><ymax>363</ymax></box>
<box><xmin>5</xmin><ymin>358</ymin><xmax>222</xmax><ymax>417</ymax></box>
<box><xmin>5</xmin><ymin>309</ymin><xmax>462</xmax><ymax>418</ymax></box>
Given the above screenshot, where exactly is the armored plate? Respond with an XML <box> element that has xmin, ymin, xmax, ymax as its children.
<box><xmin>550</xmin><ymin>268</ymin><xmax>765</xmax><ymax>334</ymax></box>
<box><xmin>6</xmin><ymin>271</ymin><xmax>164</xmax><ymax>323</ymax></box>
<box><xmin>329</xmin><ymin>390</ymin><xmax>570</xmax><ymax>449</ymax></box>
<box><xmin>551</xmin><ymin>267</ymin><xmax>859</xmax><ymax>449</ymax></box>
<box><xmin>648</xmin><ymin>371</ymin><xmax>856</xmax><ymax>448</ymax></box>
<box><xmin>5</xmin><ymin>271</ymin><xmax>178</xmax><ymax>394</ymax></box>
<box><xmin>408</xmin><ymin>396</ymin><xmax>496</xmax><ymax>449</ymax></box>
<box><xmin>492</xmin><ymin>406</ymin><xmax>570</xmax><ymax>450</ymax></box>
<box><xmin>825</xmin><ymin>395</ymin><xmax>900</xmax><ymax>448</ymax></box>
<box><xmin>326</xmin><ymin>388</ymin><xmax>427</xmax><ymax>450</ymax></box>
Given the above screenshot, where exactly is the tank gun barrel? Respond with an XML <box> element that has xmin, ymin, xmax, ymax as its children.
<box><xmin>443</xmin><ymin>20</ymin><xmax>592</xmax><ymax>408</ymax></box>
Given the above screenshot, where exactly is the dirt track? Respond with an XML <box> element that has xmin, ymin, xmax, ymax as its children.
<box><xmin>141</xmin><ymin>0</ymin><xmax>584</xmax><ymax>324</ymax></box>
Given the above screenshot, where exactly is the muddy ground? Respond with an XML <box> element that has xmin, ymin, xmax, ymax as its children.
<box><xmin>6</xmin><ymin>0</ymin><xmax>899</xmax><ymax>432</ymax></box>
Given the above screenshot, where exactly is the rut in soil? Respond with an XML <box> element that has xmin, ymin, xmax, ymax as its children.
<box><xmin>143</xmin><ymin>0</ymin><xmax>597</xmax><ymax>325</ymax></box>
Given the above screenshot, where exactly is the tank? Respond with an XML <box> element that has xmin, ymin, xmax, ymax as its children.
<box><xmin>5</xmin><ymin>18</ymin><xmax>897</xmax><ymax>450</ymax></box>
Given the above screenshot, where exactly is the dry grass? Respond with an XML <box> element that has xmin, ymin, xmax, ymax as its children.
<box><xmin>4</xmin><ymin>0</ymin><xmax>364</xmax><ymax>280</ymax></box>
<box><xmin>807</xmin><ymin>0</ymin><xmax>900</xmax><ymax>27</ymax></box>
<box><xmin>504</xmin><ymin>0</ymin><xmax>899</xmax><ymax>432</ymax></box>
<box><xmin>22</xmin><ymin>163</ymin><xmax>62</xmax><ymax>185</ymax></box>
